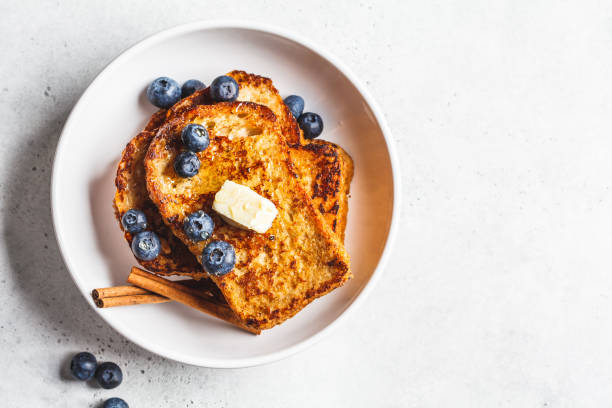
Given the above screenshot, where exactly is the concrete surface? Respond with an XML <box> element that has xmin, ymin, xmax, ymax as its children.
<box><xmin>2</xmin><ymin>0</ymin><xmax>612</xmax><ymax>406</ymax></box>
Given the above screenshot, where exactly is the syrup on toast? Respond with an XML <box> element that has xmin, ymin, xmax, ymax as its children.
<box><xmin>145</xmin><ymin>102</ymin><xmax>352</xmax><ymax>330</ymax></box>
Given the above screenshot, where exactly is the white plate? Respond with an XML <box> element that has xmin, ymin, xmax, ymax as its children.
<box><xmin>52</xmin><ymin>21</ymin><xmax>400</xmax><ymax>368</ymax></box>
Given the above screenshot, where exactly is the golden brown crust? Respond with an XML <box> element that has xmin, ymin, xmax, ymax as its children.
<box><xmin>113</xmin><ymin>71</ymin><xmax>352</xmax><ymax>285</ymax></box>
<box><xmin>166</xmin><ymin>70</ymin><xmax>354</xmax><ymax>240</ymax></box>
<box><xmin>227</xmin><ymin>71</ymin><xmax>302</xmax><ymax>145</ymax></box>
<box><xmin>114</xmin><ymin>130</ymin><xmax>207</xmax><ymax>278</ymax></box>
<box><xmin>145</xmin><ymin>102</ymin><xmax>351</xmax><ymax>330</ymax></box>
<box><xmin>226</xmin><ymin>71</ymin><xmax>353</xmax><ymax>240</ymax></box>
<box><xmin>290</xmin><ymin>140</ymin><xmax>354</xmax><ymax>241</ymax></box>
<box><xmin>144</xmin><ymin>109</ymin><xmax>168</xmax><ymax>131</ymax></box>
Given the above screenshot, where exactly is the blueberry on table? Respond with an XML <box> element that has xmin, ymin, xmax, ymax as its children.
<box><xmin>70</xmin><ymin>351</ymin><xmax>97</xmax><ymax>381</ymax></box>
<box><xmin>202</xmin><ymin>240</ymin><xmax>235</xmax><ymax>276</ymax></box>
<box><xmin>181</xmin><ymin>79</ymin><xmax>206</xmax><ymax>98</ymax></box>
<box><xmin>95</xmin><ymin>362</ymin><xmax>123</xmax><ymax>389</ymax></box>
<box><xmin>210</xmin><ymin>75</ymin><xmax>239</xmax><ymax>102</ymax></box>
<box><xmin>146</xmin><ymin>77</ymin><xmax>181</xmax><ymax>108</ymax></box>
<box><xmin>181</xmin><ymin>124</ymin><xmax>210</xmax><ymax>152</ymax></box>
<box><xmin>283</xmin><ymin>95</ymin><xmax>305</xmax><ymax>118</ymax></box>
<box><xmin>103</xmin><ymin>397</ymin><xmax>129</xmax><ymax>408</ymax></box>
<box><xmin>174</xmin><ymin>151</ymin><xmax>200</xmax><ymax>178</ymax></box>
<box><xmin>297</xmin><ymin>112</ymin><xmax>324</xmax><ymax>139</ymax></box>
<box><xmin>131</xmin><ymin>231</ymin><xmax>161</xmax><ymax>261</ymax></box>
<box><xmin>184</xmin><ymin>210</ymin><xmax>214</xmax><ymax>242</ymax></box>
<box><xmin>120</xmin><ymin>209</ymin><xmax>147</xmax><ymax>234</ymax></box>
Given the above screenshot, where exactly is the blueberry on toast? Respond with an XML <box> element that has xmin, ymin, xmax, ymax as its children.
<box><xmin>145</xmin><ymin>102</ymin><xmax>352</xmax><ymax>330</ymax></box>
<box><xmin>114</xmin><ymin>71</ymin><xmax>353</xmax><ymax>275</ymax></box>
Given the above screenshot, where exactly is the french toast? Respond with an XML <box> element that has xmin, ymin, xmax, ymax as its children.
<box><xmin>289</xmin><ymin>139</ymin><xmax>353</xmax><ymax>241</ymax></box>
<box><xmin>228</xmin><ymin>71</ymin><xmax>353</xmax><ymax>239</ymax></box>
<box><xmin>145</xmin><ymin>102</ymin><xmax>352</xmax><ymax>330</ymax></box>
<box><xmin>114</xmin><ymin>129</ymin><xmax>207</xmax><ymax>278</ymax></box>
<box><xmin>114</xmin><ymin>71</ymin><xmax>353</xmax><ymax>275</ymax></box>
<box><xmin>166</xmin><ymin>71</ymin><xmax>354</xmax><ymax>239</ymax></box>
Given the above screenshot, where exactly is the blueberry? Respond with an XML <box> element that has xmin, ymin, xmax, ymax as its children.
<box><xmin>181</xmin><ymin>124</ymin><xmax>210</xmax><ymax>152</ymax></box>
<box><xmin>181</xmin><ymin>79</ymin><xmax>206</xmax><ymax>98</ymax></box>
<box><xmin>298</xmin><ymin>112</ymin><xmax>324</xmax><ymax>139</ymax></box>
<box><xmin>202</xmin><ymin>240</ymin><xmax>235</xmax><ymax>276</ymax></box>
<box><xmin>103</xmin><ymin>397</ymin><xmax>129</xmax><ymax>408</ymax></box>
<box><xmin>174</xmin><ymin>151</ymin><xmax>200</xmax><ymax>178</ymax></box>
<box><xmin>284</xmin><ymin>95</ymin><xmax>304</xmax><ymax>118</ymax></box>
<box><xmin>95</xmin><ymin>362</ymin><xmax>123</xmax><ymax>389</ymax></box>
<box><xmin>146</xmin><ymin>77</ymin><xmax>181</xmax><ymax>108</ymax></box>
<box><xmin>121</xmin><ymin>209</ymin><xmax>147</xmax><ymax>234</ymax></box>
<box><xmin>184</xmin><ymin>211</ymin><xmax>214</xmax><ymax>242</ymax></box>
<box><xmin>131</xmin><ymin>231</ymin><xmax>161</xmax><ymax>261</ymax></box>
<box><xmin>210</xmin><ymin>75</ymin><xmax>239</xmax><ymax>102</ymax></box>
<box><xmin>70</xmin><ymin>352</ymin><xmax>97</xmax><ymax>381</ymax></box>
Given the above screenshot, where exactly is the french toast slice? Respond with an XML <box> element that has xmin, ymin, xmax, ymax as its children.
<box><xmin>114</xmin><ymin>129</ymin><xmax>207</xmax><ymax>278</ymax></box>
<box><xmin>145</xmin><ymin>102</ymin><xmax>352</xmax><ymax>330</ymax></box>
<box><xmin>221</xmin><ymin>71</ymin><xmax>354</xmax><ymax>239</ymax></box>
<box><xmin>289</xmin><ymin>139</ymin><xmax>354</xmax><ymax>241</ymax></box>
<box><xmin>114</xmin><ymin>71</ymin><xmax>352</xmax><ymax>276</ymax></box>
<box><xmin>167</xmin><ymin>71</ymin><xmax>354</xmax><ymax>239</ymax></box>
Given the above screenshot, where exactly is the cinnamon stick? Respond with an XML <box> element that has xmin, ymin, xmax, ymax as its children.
<box><xmin>92</xmin><ymin>285</ymin><xmax>151</xmax><ymax>300</ymax></box>
<box><xmin>95</xmin><ymin>294</ymin><xmax>170</xmax><ymax>308</ymax></box>
<box><xmin>92</xmin><ymin>279</ymin><xmax>223</xmax><ymax>307</ymax></box>
<box><xmin>127</xmin><ymin>267</ymin><xmax>259</xmax><ymax>334</ymax></box>
<box><xmin>91</xmin><ymin>279</ymin><xmax>225</xmax><ymax>306</ymax></box>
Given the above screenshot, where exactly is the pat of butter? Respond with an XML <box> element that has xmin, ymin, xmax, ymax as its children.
<box><xmin>212</xmin><ymin>180</ymin><xmax>278</xmax><ymax>233</ymax></box>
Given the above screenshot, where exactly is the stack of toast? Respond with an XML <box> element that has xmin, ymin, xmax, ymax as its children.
<box><xmin>113</xmin><ymin>71</ymin><xmax>354</xmax><ymax>332</ymax></box>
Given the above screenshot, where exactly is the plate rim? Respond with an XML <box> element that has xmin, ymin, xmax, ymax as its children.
<box><xmin>51</xmin><ymin>20</ymin><xmax>402</xmax><ymax>368</ymax></box>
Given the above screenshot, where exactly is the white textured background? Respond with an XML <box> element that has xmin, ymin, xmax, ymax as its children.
<box><xmin>2</xmin><ymin>0</ymin><xmax>612</xmax><ymax>406</ymax></box>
